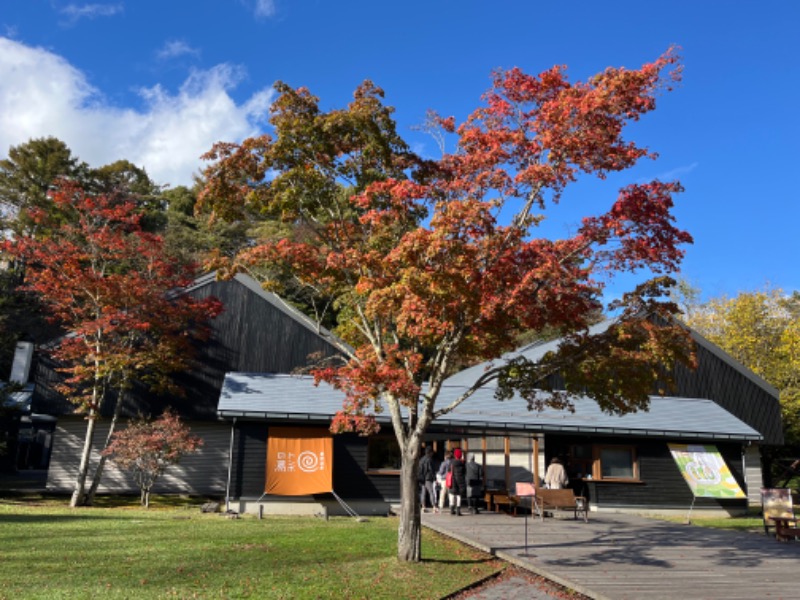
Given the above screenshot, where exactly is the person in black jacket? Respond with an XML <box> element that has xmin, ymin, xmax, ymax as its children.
<box><xmin>465</xmin><ymin>455</ymin><xmax>484</xmax><ymax>514</ymax></box>
<box><xmin>418</xmin><ymin>446</ymin><xmax>437</xmax><ymax>512</ymax></box>
<box><xmin>448</xmin><ymin>448</ymin><xmax>467</xmax><ymax>515</ymax></box>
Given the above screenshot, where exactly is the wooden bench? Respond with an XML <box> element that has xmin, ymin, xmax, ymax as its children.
<box><xmin>535</xmin><ymin>488</ymin><xmax>588</xmax><ymax>522</ymax></box>
<box><xmin>485</xmin><ymin>491</ymin><xmax>520</xmax><ymax>515</ymax></box>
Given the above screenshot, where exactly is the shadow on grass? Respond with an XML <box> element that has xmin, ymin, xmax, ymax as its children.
<box><xmin>0</xmin><ymin>492</ymin><xmax>219</xmax><ymax>510</ymax></box>
<box><xmin>422</xmin><ymin>556</ymin><xmax>498</xmax><ymax>566</ymax></box>
<box><xmin>0</xmin><ymin>513</ymin><xmax>141</xmax><ymax>524</ymax></box>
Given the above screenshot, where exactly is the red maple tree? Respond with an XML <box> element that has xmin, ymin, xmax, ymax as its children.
<box><xmin>102</xmin><ymin>408</ymin><xmax>203</xmax><ymax>508</ymax></box>
<box><xmin>201</xmin><ymin>49</ymin><xmax>695</xmax><ymax>561</ymax></box>
<box><xmin>5</xmin><ymin>181</ymin><xmax>222</xmax><ymax>507</ymax></box>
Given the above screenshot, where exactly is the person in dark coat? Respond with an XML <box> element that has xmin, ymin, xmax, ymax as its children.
<box><xmin>448</xmin><ymin>448</ymin><xmax>467</xmax><ymax>515</ymax></box>
<box><xmin>465</xmin><ymin>455</ymin><xmax>484</xmax><ymax>514</ymax></box>
<box><xmin>418</xmin><ymin>446</ymin><xmax>437</xmax><ymax>512</ymax></box>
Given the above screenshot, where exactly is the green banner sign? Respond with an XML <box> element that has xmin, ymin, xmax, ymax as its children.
<box><xmin>668</xmin><ymin>443</ymin><xmax>745</xmax><ymax>499</ymax></box>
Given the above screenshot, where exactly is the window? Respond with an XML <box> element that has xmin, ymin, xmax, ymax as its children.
<box><xmin>568</xmin><ymin>443</ymin><xmax>639</xmax><ymax>481</ymax></box>
<box><xmin>596</xmin><ymin>445</ymin><xmax>637</xmax><ymax>480</ymax></box>
<box><xmin>367</xmin><ymin>436</ymin><xmax>401</xmax><ymax>472</ymax></box>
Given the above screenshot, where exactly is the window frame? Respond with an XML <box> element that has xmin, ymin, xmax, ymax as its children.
<box><xmin>592</xmin><ymin>444</ymin><xmax>639</xmax><ymax>481</ymax></box>
<box><xmin>569</xmin><ymin>443</ymin><xmax>641</xmax><ymax>482</ymax></box>
<box><xmin>366</xmin><ymin>435</ymin><xmax>402</xmax><ymax>474</ymax></box>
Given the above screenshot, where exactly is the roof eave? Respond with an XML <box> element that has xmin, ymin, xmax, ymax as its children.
<box><xmin>217</xmin><ymin>409</ymin><xmax>762</xmax><ymax>442</ymax></box>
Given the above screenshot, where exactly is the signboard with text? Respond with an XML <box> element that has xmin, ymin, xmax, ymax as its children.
<box><xmin>265</xmin><ymin>427</ymin><xmax>333</xmax><ymax>496</ymax></box>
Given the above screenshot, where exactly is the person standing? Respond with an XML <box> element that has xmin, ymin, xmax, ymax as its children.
<box><xmin>418</xmin><ymin>446</ymin><xmax>437</xmax><ymax>512</ymax></box>
<box><xmin>448</xmin><ymin>449</ymin><xmax>467</xmax><ymax>515</ymax></box>
<box><xmin>544</xmin><ymin>457</ymin><xmax>570</xmax><ymax>489</ymax></box>
<box><xmin>466</xmin><ymin>455</ymin><xmax>484</xmax><ymax>514</ymax></box>
<box><xmin>437</xmin><ymin>451</ymin><xmax>453</xmax><ymax>511</ymax></box>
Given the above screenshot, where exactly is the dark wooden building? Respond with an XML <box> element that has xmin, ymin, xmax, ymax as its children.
<box><xmin>217</xmin><ymin>320</ymin><xmax>782</xmax><ymax>517</ymax></box>
<box><xmin>30</xmin><ymin>277</ymin><xmax>783</xmax><ymax>516</ymax></box>
<box><xmin>31</xmin><ymin>273</ymin><xmax>344</xmax><ymax>495</ymax></box>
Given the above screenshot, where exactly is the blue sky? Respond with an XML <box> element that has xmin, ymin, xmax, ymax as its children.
<box><xmin>1</xmin><ymin>1</ymin><xmax>798</xmax><ymax>300</ymax></box>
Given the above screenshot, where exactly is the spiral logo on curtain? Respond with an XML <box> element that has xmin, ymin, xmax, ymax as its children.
<box><xmin>297</xmin><ymin>451</ymin><xmax>323</xmax><ymax>472</ymax></box>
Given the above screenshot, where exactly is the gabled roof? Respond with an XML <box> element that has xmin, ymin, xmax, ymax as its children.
<box><xmin>217</xmin><ymin>372</ymin><xmax>762</xmax><ymax>442</ymax></box>
<box><xmin>32</xmin><ymin>272</ymin><xmax>348</xmax><ymax>420</ymax></box>
<box><xmin>687</xmin><ymin>326</ymin><xmax>779</xmax><ymax>397</ymax></box>
<box><xmin>186</xmin><ymin>272</ymin><xmax>351</xmax><ymax>355</ymax></box>
<box><xmin>445</xmin><ymin>317</ymin><xmax>778</xmax><ymax>397</ymax></box>
<box><xmin>441</xmin><ymin>317</ymin><xmax>782</xmax><ymax>443</ymax></box>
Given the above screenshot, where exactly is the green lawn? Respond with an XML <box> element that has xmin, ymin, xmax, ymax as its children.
<box><xmin>0</xmin><ymin>497</ymin><xmax>502</xmax><ymax>599</ymax></box>
<box><xmin>650</xmin><ymin>513</ymin><xmax>766</xmax><ymax>534</ymax></box>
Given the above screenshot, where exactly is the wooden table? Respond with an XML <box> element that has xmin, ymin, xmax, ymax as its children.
<box><xmin>769</xmin><ymin>516</ymin><xmax>800</xmax><ymax>541</ymax></box>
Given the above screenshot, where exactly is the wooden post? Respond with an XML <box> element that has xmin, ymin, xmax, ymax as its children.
<box><xmin>504</xmin><ymin>435</ymin><xmax>510</xmax><ymax>489</ymax></box>
<box><xmin>482</xmin><ymin>436</ymin><xmax>487</xmax><ymax>486</ymax></box>
<box><xmin>533</xmin><ymin>435</ymin><xmax>540</xmax><ymax>486</ymax></box>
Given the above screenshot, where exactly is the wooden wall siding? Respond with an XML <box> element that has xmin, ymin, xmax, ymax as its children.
<box><xmin>230</xmin><ymin>422</ymin><xmax>399</xmax><ymax>501</ymax></box>
<box><xmin>230</xmin><ymin>422</ymin><xmax>267</xmax><ymax>498</ymax></box>
<box><xmin>45</xmin><ymin>419</ymin><xmax>230</xmax><ymax>495</ymax></box>
<box><xmin>744</xmin><ymin>444</ymin><xmax>764</xmax><ymax>507</ymax></box>
<box><xmin>332</xmin><ymin>434</ymin><xmax>400</xmax><ymax>500</ymax></box>
<box><xmin>187</xmin><ymin>277</ymin><xmax>342</xmax><ymax>375</ymax></box>
<box><xmin>32</xmin><ymin>276</ymin><xmax>344</xmax><ymax>421</ymax></box>
<box><xmin>549</xmin><ymin>435</ymin><xmax>747</xmax><ymax>511</ymax></box>
<box><xmin>673</xmin><ymin>343</ymin><xmax>783</xmax><ymax>445</ymax></box>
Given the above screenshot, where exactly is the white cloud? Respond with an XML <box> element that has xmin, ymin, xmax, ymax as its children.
<box><xmin>60</xmin><ymin>3</ymin><xmax>124</xmax><ymax>25</ymax></box>
<box><xmin>648</xmin><ymin>162</ymin><xmax>700</xmax><ymax>183</ymax></box>
<box><xmin>252</xmin><ymin>0</ymin><xmax>277</xmax><ymax>18</ymax></box>
<box><xmin>0</xmin><ymin>37</ymin><xmax>274</xmax><ymax>187</ymax></box>
<box><xmin>157</xmin><ymin>40</ymin><xmax>201</xmax><ymax>61</ymax></box>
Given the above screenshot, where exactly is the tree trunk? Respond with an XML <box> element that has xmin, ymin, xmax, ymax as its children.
<box><xmin>85</xmin><ymin>385</ymin><xmax>127</xmax><ymax>506</ymax></box>
<box><xmin>70</xmin><ymin>410</ymin><xmax>97</xmax><ymax>508</ymax></box>
<box><xmin>397</xmin><ymin>449</ymin><xmax>422</xmax><ymax>562</ymax></box>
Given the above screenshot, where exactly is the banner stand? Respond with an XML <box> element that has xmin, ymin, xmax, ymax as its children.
<box><xmin>685</xmin><ymin>496</ymin><xmax>697</xmax><ymax>525</ymax></box>
<box><xmin>515</xmin><ymin>482</ymin><xmax>537</xmax><ymax>557</ymax></box>
<box><xmin>332</xmin><ymin>490</ymin><xmax>368</xmax><ymax>522</ymax></box>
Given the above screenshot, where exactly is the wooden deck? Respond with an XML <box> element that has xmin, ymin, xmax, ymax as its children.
<box><xmin>422</xmin><ymin>510</ymin><xmax>800</xmax><ymax>600</ymax></box>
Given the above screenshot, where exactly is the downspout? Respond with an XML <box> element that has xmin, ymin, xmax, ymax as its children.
<box><xmin>225</xmin><ymin>417</ymin><xmax>236</xmax><ymax>512</ymax></box>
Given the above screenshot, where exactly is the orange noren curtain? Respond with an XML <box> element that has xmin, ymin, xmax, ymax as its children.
<box><xmin>265</xmin><ymin>427</ymin><xmax>333</xmax><ymax>495</ymax></box>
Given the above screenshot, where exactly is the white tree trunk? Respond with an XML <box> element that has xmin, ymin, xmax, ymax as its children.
<box><xmin>85</xmin><ymin>385</ymin><xmax>127</xmax><ymax>505</ymax></box>
<box><xmin>70</xmin><ymin>411</ymin><xmax>97</xmax><ymax>508</ymax></box>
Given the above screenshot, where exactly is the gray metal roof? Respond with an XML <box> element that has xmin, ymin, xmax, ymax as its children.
<box><xmin>1</xmin><ymin>383</ymin><xmax>34</xmax><ymax>414</ymax></box>
<box><xmin>443</xmin><ymin>317</ymin><xmax>779</xmax><ymax>399</ymax></box>
<box><xmin>218</xmin><ymin>372</ymin><xmax>762</xmax><ymax>441</ymax></box>
<box><xmin>443</xmin><ymin>319</ymin><xmax>612</xmax><ymax>387</ymax></box>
